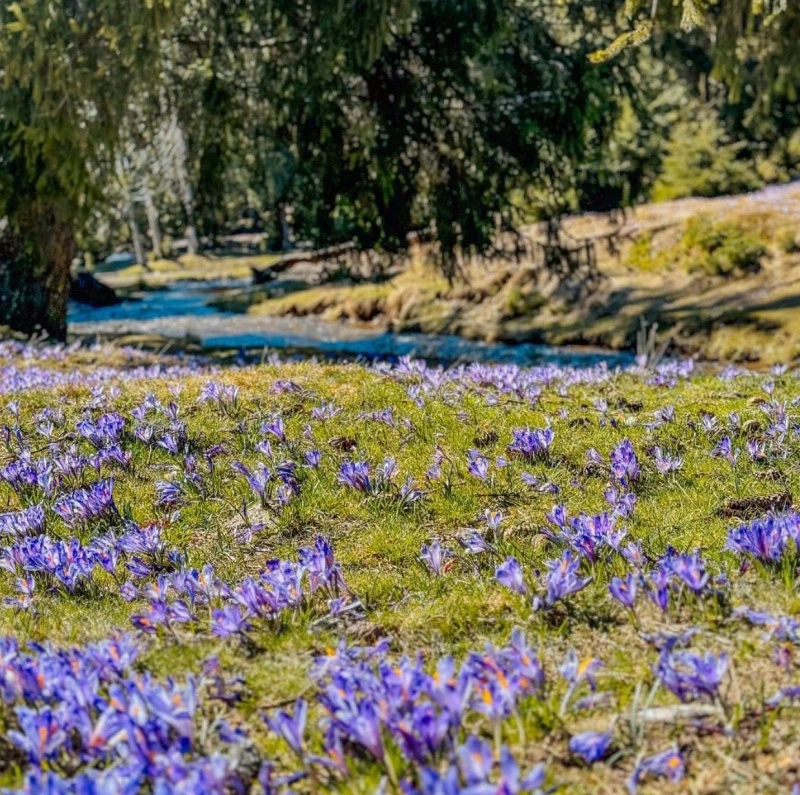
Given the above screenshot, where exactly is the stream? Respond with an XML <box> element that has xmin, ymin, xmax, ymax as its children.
<box><xmin>69</xmin><ymin>278</ymin><xmax>634</xmax><ymax>368</ymax></box>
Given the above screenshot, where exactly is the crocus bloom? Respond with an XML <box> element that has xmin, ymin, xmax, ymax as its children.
<box><xmin>655</xmin><ymin>650</ymin><xmax>728</xmax><ymax>702</ymax></box>
<box><xmin>459</xmin><ymin>530</ymin><xmax>490</xmax><ymax>554</ymax></box>
<box><xmin>569</xmin><ymin>731</ymin><xmax>612</xmax><ymax>764</ymax></box>
<box><xmin>495</xmin><ymin>557</ymin><xmax>526</xmax><ymax>595</ymax></box>
<box><xmin>627</xmin><ymin>747</ymin><xmax>685</xmax><ymax>793</ymax></box>
<box><xmin>610</xmin><ymin>440</ymin><xmax>640</xmax><ymax>486</ymax></box>
<box><xmin>652</xmin><ymin>446</ymin><xmax>683</xmax><ymax>475</ymax></box>
<box><xmin>508</xmin><ymin>426</ymin><xmax>554</xmax><ymax>459</ymax></box>
<box><xmin>541</xmin><ymin>550</ymin><xmax>591</xmax><ymax>608</ymax></box>
<box><xmin>608</xmin><ymin>573</ymin><xmax>638</xmax><ymax>609</ymax></box>
<box><xmin>726</xmin><ymin>513</ymin><xmax>799</xmax><ymax>563</ymax></box>
<box><xmin>712</xmin><ymin>437</ymin><xmax>739</xmax><ymax>465</ymax></box>
<box><xmin>456</xmin><ymin>735</ymin><xmax>493</xmax><ymax>784</ymax></box>
<box><xmin>265</xmin><ymin>699</ymin><xmax>307</xmax><ymax>756</ymax></box>
<box><xmin>212</xmin><ymin>606</ymin><xmax>251</xmax><ymax>638</ymax></box>
<box><xmin>338</xmin><ymin>461</ymin><xmax>372</xmax><ymax>492</ymax></box>
<box><xmin>420</xmin><ymin>540</ymin><xmax>449</xmax><ymax>576</ymax></box>
<box><xmin>467</xmin><ymin>450</ymin><xmax>490</xmax><ymax>481</ymax></box>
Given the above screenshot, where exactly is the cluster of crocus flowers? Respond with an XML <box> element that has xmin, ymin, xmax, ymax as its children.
<box><xmin>0</xmin><ymin>340</ymin><xmax>212</xmax><ymax>396</ymax></box>
<box><xmin>726</xmin><ymin>511</ymin><xmax>800</xmax><ymax>563</ymax></box>
<box><xmin>130</xmin><ymin>536</ymin><xmax>348</xmax><ymax>640</ymax></box>
<box><xmin>0</xmin><ymin>634</ymin><xmax>257</xmax><ymax>793</ymax></box>
<box><xmin>303</xmin><ymin>630</ymin><xmax>549</xmax><ymax>790</ymax></box>
<box><xmin>507</xmin><ymin>426</ymin><xmax>554</xmax><ymax>460</ymax></box>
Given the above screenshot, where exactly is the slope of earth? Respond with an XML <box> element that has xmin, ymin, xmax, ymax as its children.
<box><xmin>1</xmin><ymin>339</ymin><xmax>800</xmax><ymax>792</ymax></box>
<box><xmin>222</xmin><ymin>183</ymin><xmax>800</xmax><ymax>364</ymax></box>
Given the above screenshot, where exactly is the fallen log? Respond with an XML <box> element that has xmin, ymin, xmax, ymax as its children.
<box><xmin>251</xmin><ymin>242</ymin><xmax>358</xmax><ymax>284</ymax></box>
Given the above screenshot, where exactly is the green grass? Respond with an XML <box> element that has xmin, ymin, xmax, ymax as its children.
<box><xmin>5</xmin><ymin>349</ymin><xmax>800</xmax><ymax>791</ymax></box>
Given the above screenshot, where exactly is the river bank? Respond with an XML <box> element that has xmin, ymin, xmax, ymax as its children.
<box><xmin>83</xmin><ymin>182</ymin><xmax>800</xmax><ymax>365</ymax></box>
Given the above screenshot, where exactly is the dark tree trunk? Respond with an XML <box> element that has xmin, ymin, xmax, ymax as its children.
<box><xmin>0</xmin><ymin>203</ymin><xmax>76</xmax><ymax>341</ymax></box>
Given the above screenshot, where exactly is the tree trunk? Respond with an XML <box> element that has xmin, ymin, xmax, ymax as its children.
<box><xmin>127</xmin><ymin>201</ymin><xmax>147</xmax><ymax>267</ymax></box>
<box><xmin>172</xmin><ymin>123</ymin><xmax>200</xmax><ymax>255</ymax></box>
<box><xmin>0</xmin><ymin>202</ymin><xmax>76</xmax><ymax>340</ymax></box>
<box><xmin>277</xmin><ymin>202</ymin><xmax>293</xmax><ymax>251</ymax></box>
<box><xmin>142</xmin><ymin>188</ymin><xmax>163</xmax><ymax>259</ymax></box>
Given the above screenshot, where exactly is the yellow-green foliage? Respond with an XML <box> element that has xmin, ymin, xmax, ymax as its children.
<box><xmin>651</xmin><ymin>108</ymin><xmax>763</xmax><ymax>202</ymax></box>
<box><xmin>776</xmin><ymin>226</ymin><xmax>800</xmax><ymax>254</ymax></box>
<box><xmin>624</xmin><ymin>232</ymin><xmax>669</xmax><ymax>271</ymax></box>
<box><xmin>626</xmin><ymin>216</ymin><xmax>767</xmax><ymax>277</ymax></box>
<box><xmin>680</xmin><ymin>215</ymin><xmax>767</xmax><ymax>276</ymax></box>
<box><xmin>503</xmin><ymin>286</ymin><xmax>546</xmax><ymax>319</ymax></box>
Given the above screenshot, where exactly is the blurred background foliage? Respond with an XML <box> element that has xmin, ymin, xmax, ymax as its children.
<box><xmin>0</xmin><ymin>0</ymin><xmax>799</xmax><ymax>336</ymax></box>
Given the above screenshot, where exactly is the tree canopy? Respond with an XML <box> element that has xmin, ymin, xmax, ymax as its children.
<box><xmin>0</xmin><ymin>0</ymin><xmax>798</xmax><ymax>337</ymax></box>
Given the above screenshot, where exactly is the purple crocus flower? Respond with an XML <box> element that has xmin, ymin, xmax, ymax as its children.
<box><xmin>232</xmin><ymin>461</ymin><xmax>272</xmax><ymax>503</ymax></box>
<box><xmin>8</xmin><ymin>706</ymin><xmax>68</xmax><ymax>763</ymax></box>
<box><xmin>338</xmin><ymin>461</ymin><xmax>372</xmax><ymax>492</ymax></box>
<box><xmin>647</xmin><ymin>567</ymin><xmax>671</xmax><ymax>612</ymax></box>
<box><xmin>546</xmin><ymin>504</ymin><xmax>569</xmax><ymax>530</ymax></box>
<box><xmin>158</xmin><ymin>433</ymin><xmax>180</xmax><ymax>455</ymax></box>
<box><xmin>712</xmin><ymin>437</ymin><xmax>739</xmax><ymax>465</ymax></box>
<box><xmin>627</xmin><ymin>747</ymin><xmax>685</xmax><ymax>793</ymax></box>
<box><xmin>456</xmin><ymin>735</ymin><xmax>493</xmax><ymax>785</ymax></box>
<box><xmin>655</xmin><ymin>650</ymin><xmax>728</xmax><ymax>702</ymax></box>
<box><xmin>155</xmin><ymin>480</ymin><xmax>184</xmax><ymax>509</ymax></box>
<box><xmin>466</xmin><ymin>450</ymin><xmax>490</xmax><ymax>482</ymax></box>
<box><xmin>459</xmin><ymin>530</ymin><xmax>490</xmax><ymax>554</ymax></box>
<box><xmin>541</xmin><ymin>550</ymin><xmax>591</xmax><ymax>608</ymax></box>
<box><xmin>420</xmin><ymin>540</ymin><xmax>449</xmax><ymax>576</ymax></box>
<box><xmin>265</xmin><ymin>699</ymin><xmax>307</xmax><ymax>757</ymax></box>
<box><xmin>262</xmin><ymin>416</ymin><xmax>287</xmax><ymax>443</ymax></box>
<box><xmin>560</xmin><ymin>648</ymin><xmax>603</xmax><ymax>691</ymax></box>
<box><xmin>497</xmin><ymin>747</ymin><xmax>547</xmax><ymax>794</ymax></box>
<box><xmin>569</xmin><ymin>731</ymin><xmax>612</xmax><ymax>764</ymax></box>
<box><xmin>610</xmin><ymin>440</ymin><xmax>640</xmax><ymax>486</ymax></box>
<box><xmin>733</xmin><ymin>606</ymin><xmax>800</xmax><ymax>643</ymax></box>
<box><xmin>726</xmin><ymin>513</ymin><xmax>799</xmax><ymax>562</ymax></box>
<box><xmin>53</xmin><ymin>479</ymin><xmax>118</xmax><ymax>528</ymax></box>
<box><xmin>304</xmin><ymin>449</ymin><xmax>322</xmax><ymax>468</ymax></box>
<box><xmin>508</xmin><ymin>426</ymin><xmax>554</xmax><ymax>459</ymax></box>
<box><xmin>0</xmin><ymin>505</ymin><xmax>45</xmax><ymax>537</ymax></box>
<box><xmin>652</xmin><ymin>446</ymin><xmax>683</xmax><ymax>475</ymax></box>
<box><xmin>608</xmin><ymin>573</ymin><xmax>638</xmax><ymax>609</ymax></box>
<box><xmin>666</xmin><ymin>549</ymin><xmax>709</xmax><ymax>593</ymax></box>
<box><xmin>495</xmin><ymin>557</ymin><xmax>526</xmax><ymax>595</ymax></box>
<box><xmin>212</xmin><ymin>606</ymin><xmax>251</xmax><ymax>638</ymax></box>
<box><xmin>483</xmin><ymin>510</ymin><xmax>503</xmax><ymax>533</ymax></box>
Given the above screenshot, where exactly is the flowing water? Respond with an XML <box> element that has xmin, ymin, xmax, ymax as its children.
<box><xmin>69</xmin><ymin>278</ymin><xmax>633</xmax><ymax>368</ymax></box>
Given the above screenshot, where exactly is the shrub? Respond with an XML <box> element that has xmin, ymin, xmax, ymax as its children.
<box><xmin>651</xmin><ymin>107</ymin><xmax>762</xmax><ymax>202</ymax></box>
<box><xmin>776</xmin><ymin>227</ymin><xmax>800</xmax><ymax>254</ymax></box>
<box><xmin>625</xmin><ymin>233</ymin><xmax>670</xmax><ymax>272</ymax></box>
<box><xmin>681</xmin><ymin>216</ymin><xmax>766</xmax><ymax>277</ymax></box>
<box><xmin>504</xmin><ymin>286</ymin><xmax>545</xmax><ymax>319</ymax></box>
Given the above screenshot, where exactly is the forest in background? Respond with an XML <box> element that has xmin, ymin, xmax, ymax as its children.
<box><xmin>0</xmin><ymin>0</ymin><xmax>798</xmax><ymax>338</ymax></box>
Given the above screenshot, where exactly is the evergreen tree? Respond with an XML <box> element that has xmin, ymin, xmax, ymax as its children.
<box><xmin>0</xmin><ymin>0</ymin><xmax>178</xmax><ymax>338</ymax></box>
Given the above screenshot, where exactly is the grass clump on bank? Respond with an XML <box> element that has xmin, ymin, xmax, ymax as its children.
<box><xmin>626</xmin><ymin>214</ymin><xmax>767</xmax><ymax>277</ymax></box>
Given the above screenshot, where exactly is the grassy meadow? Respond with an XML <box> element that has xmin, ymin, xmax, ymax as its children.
<box><xmin>1</xmin><ymin>342</ymin><xmax>800</xmax><ymax>791</ymax></box>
